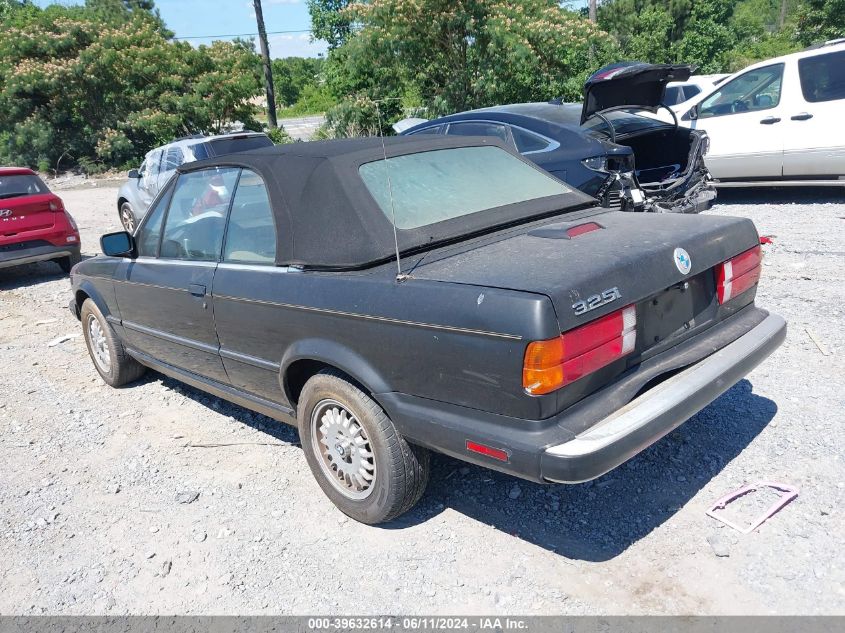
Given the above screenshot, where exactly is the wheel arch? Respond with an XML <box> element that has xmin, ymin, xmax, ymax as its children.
<box><xmin>74</xmin><ymin>279</ymin><xmax>113</xmax><ymax>320</ymax></box>
<box><xmin>280</xmin><ymin>339</ymin><xmax>392</xmax><ymax>409</ymax></box>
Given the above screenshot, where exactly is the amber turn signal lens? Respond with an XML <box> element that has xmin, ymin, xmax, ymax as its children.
<box><xmin>523</xmin><ymin>337</ymin><xmax>566</xmax><ymax>395</ymax></box>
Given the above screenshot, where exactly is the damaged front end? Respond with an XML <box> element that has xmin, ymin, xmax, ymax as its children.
<box><xmin>639</xmin><ymin>128</ymin><xmax>716</xmax><ymax>214</ymax></box>
<box><xmin>583</xmin><ymin>61</ymin><xmax>717</xmax><ymax>214</ymax></box>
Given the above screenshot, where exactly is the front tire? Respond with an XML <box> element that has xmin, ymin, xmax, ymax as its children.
<box><xmin>119</xmin><ymin>202</ymin><xmax>137</xmax><ymax>233</ymax></box>
<box><xmin>80</xmin><ymin>299</ymin><xmax>146</xmax><ymax>387</ymax></box>
<box><xmin>298</xmin><ymin>370</ymin><xmax>429</xmax><ymax>524</ymax></box>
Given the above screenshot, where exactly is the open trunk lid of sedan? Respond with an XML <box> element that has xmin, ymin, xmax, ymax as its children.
<box><xmin>581</xmin><ymin>62</ymin><xmax>693</xmax><ymax>124</ymax></box>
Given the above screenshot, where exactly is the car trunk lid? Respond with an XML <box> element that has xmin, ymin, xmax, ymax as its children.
<box><xmin>582</xmin><ymin>62</ymin><xmax>693</xmax><ymax>124</ymax></box>
<box><xmin>0</xmin><ymin>194</ymin><xmax>58</xmax><ymax>237</ymax></box>
<box><xmin>414</xmin><ymin>211</ymin><xmax>758</xmax><ymax>353</ymax></box>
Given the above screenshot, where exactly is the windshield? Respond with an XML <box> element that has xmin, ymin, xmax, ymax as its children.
<box><xmin>0</xmin><ymin>174</ymin><xmax>48</xmax><ymax>200</ymax></box>
<box><xmin>359</xmin><ymin>146</ymin><xmax>571</xmax><ymax>230</ymax></box>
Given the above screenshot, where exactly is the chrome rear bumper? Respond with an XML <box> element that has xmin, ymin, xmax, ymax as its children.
<box><xmin>541</xmin><ymin>313</ymin><xmax>786</xmax><ymax>483</ymax></box>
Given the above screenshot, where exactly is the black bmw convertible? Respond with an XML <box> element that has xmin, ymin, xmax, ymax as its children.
<box><xmin>70</xmin><ymin>135</ymin><xmax>783</xmax><ymax>524</ymax></box>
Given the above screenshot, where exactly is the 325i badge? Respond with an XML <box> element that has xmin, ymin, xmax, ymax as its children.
<box><xmin>572</xmin><ymin>287</ymin><xmax>622</xmax><ymax>315</ymax></box>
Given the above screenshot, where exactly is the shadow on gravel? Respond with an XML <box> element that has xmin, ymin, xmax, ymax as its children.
<box><xmin>393</xmin><ymin>379</ymin><xmax>777</xmax><ymax>562</ymax></box>
<box><xmin>0</xmin><ymin>255</ymin><xmax>95</xmax><ymax>292</ymax></box>
<box><xmin>0</xmin><ymin>261</ymin><xmax>67</xmax><ymax>291</ymax></box>
<box><xmin>136</xmin><ymin>369</ymin><xmax>775</xmax><ymax>562</ymax></box>
<box><xmin>714</xmin><ymin>186</ymin><xmax>845</xmax><ymax>206</ymax></box>
<box><xmin>153</xmin><ymin>375</ymin><xmax>301</xmax><ymax>447</ymax></box>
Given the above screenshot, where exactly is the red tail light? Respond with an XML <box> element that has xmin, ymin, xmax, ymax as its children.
<box><xmin>523</xmin><ymin>305</ymin><xmax>636</xmax><ymax>395</ymax></box>
<box><xmin>49</xmin><ymin>199</ymin><xmax>64</xmax><ymax>212</ymax></box>
<box><xmin>716</xmin><ymin>245</ymin><xmax>762</xmax><ymax>304</ymax></box>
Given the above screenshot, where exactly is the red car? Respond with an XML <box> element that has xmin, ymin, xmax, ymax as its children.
<box><xmin>0</xmin><ymin>167</ymin><xmax>81</xmax><ymax>273</ymax></box>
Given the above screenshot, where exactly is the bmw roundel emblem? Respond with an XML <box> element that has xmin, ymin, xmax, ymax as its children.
<box><xmin>673</xmin><ymin>247</ymin><xmax>692</xmax><ymax>275</ymax></box>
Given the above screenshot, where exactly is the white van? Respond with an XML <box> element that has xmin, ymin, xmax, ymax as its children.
<box><xmin>678</xmin><ymin>39</ymin><xmax>845</xmax><ymax>185</ymax></box>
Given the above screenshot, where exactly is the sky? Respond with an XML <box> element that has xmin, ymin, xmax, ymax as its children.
<box><xmin>36</xmin><ymin>0</ymin><xmax>329</xmax><ymax>58</ymax></box>
<box><xmin>35</xmin><ymin>1</ymin><xmax>593</xmax><ymax>58</ymax></box>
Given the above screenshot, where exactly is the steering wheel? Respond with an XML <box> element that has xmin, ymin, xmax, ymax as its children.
<box><xmin>732</xmin><ymin>99</ymin><xmax>749</xmax><ymax>113</ymax></box>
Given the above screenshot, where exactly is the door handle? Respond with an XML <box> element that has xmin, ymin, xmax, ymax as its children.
<box><xmin>188</xmin><ymin>283</ymin><xmax>206</xmax><ymax>297</ymax></box>
<box><xmin>791</xmin><ymin>112</ymin><xmax>813</xmax><ymax>121</ymax></box>
<box><xmin>759</xmin><ymin>116</ymin><xmax>781</xmax><ymax>125</ymax></box>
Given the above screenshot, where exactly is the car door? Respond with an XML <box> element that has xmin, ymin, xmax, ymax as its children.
<box><xmin>211</xmin><ymin>169</ymin><xmax>288</xmax><ymax>403</ymax></box>
<box><xmin>113</xmin><ymin>167</ymin><xmax>239</xmax><ymax>384</ymax></box>
<box><xmin>783</xmin><ymin>49</ymin><xmax>845</xmax><ymax>177</ymax></box>
<box><xmin>137</xmin><ymin>150</ymin><xmax>163</xmax><ymax>210</ymax></box>
<box><xmin>689</xmin><ymin>63</ymin><xmax>787</xmax><ymax>179</ymax></box>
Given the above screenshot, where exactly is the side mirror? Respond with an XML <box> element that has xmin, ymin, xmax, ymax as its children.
<box><xmin>128</xmin><ymin>169</ymin><xmax>140</xmax><ymax>179</ymax></box>
<box><xmin>688</xmin><ymin>104</ymin><xmax>699</xmax><ymax>120</ymax></box>
<box><xmin>100</xmin><ymin>231</ymin><xmax>136</xmax><ymax>258</ymax></box>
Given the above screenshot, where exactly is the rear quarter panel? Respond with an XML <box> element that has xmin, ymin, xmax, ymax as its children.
<box><xmin>211</xmin><ymin>266</ymin><xmax>559</xmax><ymax>419</ymax></box>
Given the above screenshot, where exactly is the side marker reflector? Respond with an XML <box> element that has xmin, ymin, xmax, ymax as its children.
<box><xmin>466</xmin><ymin>441</ymin><xmax>510</xmax><ymax>462</ymax></box>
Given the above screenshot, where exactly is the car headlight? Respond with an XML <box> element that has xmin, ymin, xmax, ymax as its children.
<box><xmin>582</xmin><ymin>156</ymin><xmax>608</xmax><ymax>172</ymax></box>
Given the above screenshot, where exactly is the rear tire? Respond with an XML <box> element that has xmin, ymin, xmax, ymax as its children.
<box><xmin>120</xmin><ymin>202</ymin><xmax>137</xmax><ymax>233</ymax></box>
<box><xmin>297</xmin><ymin>370</ymin><xmax>430</xmax><ymax>524</ymax></box>
<box><xmin>80</xmin><ymin>298</ymin><xmax>146</xmax><ymax>387</ymax></box>
<box><xmin>57</xmin><ymin>251</ymin><xmax>81</xmax><ymax>274</ymax></box>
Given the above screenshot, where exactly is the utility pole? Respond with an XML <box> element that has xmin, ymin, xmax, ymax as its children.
<box><xmin>589</xmin><ymin>0</ymin><xmax>597</xmax><ymax>23</ymax></box>
<box><xmin>778</xmin><ymin>0</ymin><xmax>788</xmax><ymax>29</ymax></box>
<box><xmin>253</xmin><ymin>0</ymin><xmax>278</xmax><ymax>129</ymax></box>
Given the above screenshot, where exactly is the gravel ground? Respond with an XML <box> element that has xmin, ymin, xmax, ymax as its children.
<box><xmin>0</xmin><ymin>182</ymin><xmax>843</xmax><ymax>615</ymax></box>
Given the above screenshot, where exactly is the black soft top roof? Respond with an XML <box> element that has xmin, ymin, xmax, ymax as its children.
<box><xmin>180</xmin><ymin>136</ymin><xmax>593</xmax><ymax>269</ymax></box>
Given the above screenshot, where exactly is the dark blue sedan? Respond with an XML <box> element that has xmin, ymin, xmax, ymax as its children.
<box><xmin>398</xmin><ymin>63</ymin><xmax>716</xmax><ymax>213</ymax></box>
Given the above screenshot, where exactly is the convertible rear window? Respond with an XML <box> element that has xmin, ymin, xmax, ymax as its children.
<box><xmin>358</xmin><ymin>146</ymin><xmax>571</xmax><ymax>230</ymax></box>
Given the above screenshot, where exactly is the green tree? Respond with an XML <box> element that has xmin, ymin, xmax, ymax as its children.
<box><xmin>625</xmin><ymin>5</ymin><xmax>674</xmax><ymax>62</ymax></box>
<box><xmin>328</xmin><ymin>0</ymin><xmax>617</xmax><ymax>113</ymax></box>
<box><xmin>272</xmin><ymin>56</ymin><xmax>325</xmax><ymax>106</ymax></box>
<box><xmin>598</xmin><ymin>0</ymin><xmax>693</xmax><ymax>50</ymax></box>
<box><xmin>84</xmin><ymin>0</ymin><xmax>171</xmax><ymax>36</ymax></box>
<box><xmin>672</xmin><ymin>0</ymin><xmax>737</xmax><ymax>72</ymax></box>
<box><xmin>0</xmin><ymin>3</ymin><xmax>262</xmax><ymax>170</ymax></box>
<box><xmin>796</xmin><ymin>0</ymin><xmax>845</xmax><ymax>45</ymax></box>
<box><xmin>307</xmin><ymin>0</ymin><xmax>354</xmax><ymax>49</ymax></box>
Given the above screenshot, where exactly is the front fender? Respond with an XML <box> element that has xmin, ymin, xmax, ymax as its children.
<box><xmin>74</xmin><ymin>277</ymin><xmax>115</xmax><ymax>319</ymax></box>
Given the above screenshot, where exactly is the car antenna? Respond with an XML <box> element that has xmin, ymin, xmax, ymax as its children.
<box><xmin>375</xmin><ymin>99</ymin><xmax>410</xmax><ymax>283</ymax></box>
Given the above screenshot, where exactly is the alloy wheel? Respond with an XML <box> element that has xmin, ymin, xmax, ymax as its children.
<box><xmin>87</xmin><ymin>314</ymin><xmax>111</xmax><ymax>373</ymax></box>
<box><xmin>120</xmin><ymin>206</ymin><xmax>135</xmax><ymax>233</ymax></box>
<box><xmin>310</xmin><ymin>399</ymin><xmax>376</xmax><ymax>500</ymax></box>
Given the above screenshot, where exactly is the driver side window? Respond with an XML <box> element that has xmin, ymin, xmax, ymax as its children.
<box><xmin>160</xmin><ymin>167</ymin><xmax>239</xmax><ymax>261</ymax></box>
<box><xmin>136</xmin><ymin>183</ymin><xmax>174</xmax><ymax>256</ymax></box>
<box><xmin>698</xmin><ymin>64</ymin><xmax>784</xmax><ymax>119</ymax></box>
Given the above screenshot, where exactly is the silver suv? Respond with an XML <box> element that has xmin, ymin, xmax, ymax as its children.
<box><xmin>117</xmin><ymin>132</ymin><xmax>274</xmax><ymax>232</ymax></box>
